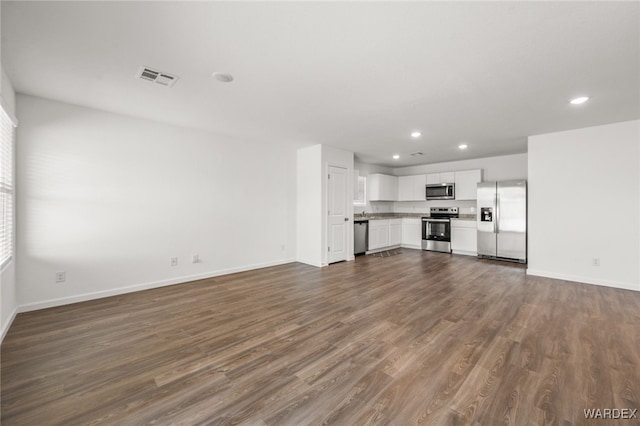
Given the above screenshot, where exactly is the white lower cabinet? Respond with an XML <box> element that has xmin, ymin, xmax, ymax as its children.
<box><xmin>401</xmin><ymin>218</ymin><xmax>422</xmax><ymax>249</ymax></box>
<box><xmin>368</xmin><ymin>219</ymin><xmax>405</xmax><ymax>251</ymax></box>
<box><xmin>451</xmin><ymin>219</ymin><xmax>477</xmax><ymax>256</ymax></box>
<box><xmin>389</xmin><ymin>219</ymin><xmax>402</xmax><ymax>246</ymax></box>
<box><xmin>369</xmin><ymin>218</ymin><xmax>476</xmax><ymax>253</ymax></box>
<box><xmin>368</xmin><ymin>220</ymin><xmax>389</xmax><ymax>250</ymax></box>
<box><xmin>369</xmin><ymin>218</ymin><xmax>420</xmax><ymax>252</ymax></box>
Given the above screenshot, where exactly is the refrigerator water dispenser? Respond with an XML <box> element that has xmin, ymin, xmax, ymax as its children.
<box><xmin>481</xmin><ymin>208</ymin><xmax>493</xmax><ymax>222</ymax></box>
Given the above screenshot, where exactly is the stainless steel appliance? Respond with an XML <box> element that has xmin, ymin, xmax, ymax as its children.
<box><xmin>477</xmin><ymin>180</ymin><xmax>527</xmax><ymax>263</ymax></box>
<box><xmin>354</xmin><ymin>220</ymin><xmax>368</xmax><ymax>255</ymax></box>
<box><xmin>422</xmin><ymin>207</ymin><xmax>459</xmax><ymax>253</ymax></box>
<box><xmin>426</xmin><ymin>183</ymin><xmax>455</xmax><ymax>200</ymax></box>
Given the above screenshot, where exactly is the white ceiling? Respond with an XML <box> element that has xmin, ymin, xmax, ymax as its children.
<box><xmin>2</xmin><ymin>1</ymin><xmax>639</xmax><ymax>167</ymax></box>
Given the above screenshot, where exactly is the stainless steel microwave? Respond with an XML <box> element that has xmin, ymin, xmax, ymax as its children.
<box><xmin>425</xmin><ymin>183</ymin><xmax>455</xmax><ymax>200</ymax></box>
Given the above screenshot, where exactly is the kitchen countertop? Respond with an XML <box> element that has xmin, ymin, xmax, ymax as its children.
<box><xmin>355</xmin><ymin>213</ymin><xmax>477</xmax><ymax>221</ymax></box>
<box><xmin>354</xmin><ymin>213</ymin><xmax>422</xmax><ymax>221</ymax></box>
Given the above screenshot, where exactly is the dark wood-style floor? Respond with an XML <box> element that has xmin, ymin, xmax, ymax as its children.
<box><xmin>2</xmin><ymin>250</ymin><xmax>640</xmax><ymax>425</ymax></box>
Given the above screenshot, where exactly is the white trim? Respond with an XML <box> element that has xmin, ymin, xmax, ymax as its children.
<box><xmin>526</xmin><ymin>269</ymin><xmax>640</xmax><ymax>292</ymax></box>
<box><xmin>452</xmin><ymin>250</ymin><xmax>477</xmax><ymax>257</ymax></box>
<box><xmin>366</xmin><ymin>244</ymin><xmax>401</xmax><ymax>255</ymax></box>
<box><xmin>400</xmin><ymin>246</ymin><xmax>423</xmax><ymax>251</ymax></box>
<box><xmin>18</xmin><ymin>258</ymin><xmax>297</xmax><ymax>313</ymax></box>
<box><xmin>1</xmin><ymin>306</ymin><xmax>18</xmax><ymax>342</ymax></box>
<box><xmin>296</xmin><ymin>258</ymin><xmax>325</xmax><ymax>268</ymax></box>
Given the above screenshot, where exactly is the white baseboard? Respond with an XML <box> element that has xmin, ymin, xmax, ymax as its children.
<box><xmin>400</xmin><ymin>244</ymin><xmax>421</xmax><ymax>250</ymax></box>
<box><xmin>296</xmin><ymin>258</ymin><xmax>325</xmax><ymax>268</ymax></box>
<box><xmin>1</xmin><ymin>306</ymin><xmax>18</xmax><ymax>342</ymax></box>
<box><xmin>526</xmin><ymin>269</ymin><xmax>640</xmax><ymax>292</ymax></box>
<box><xmin>366</xmin><ymin>244</ymin><xmax>401</xmax><ymax>255</ymax></box>
<box><xmin>18</xmin><ymin>258</ymin><xmax>297</xmax><ymax>313</ymax></box>
<box><xmin>453</xmin><ymin>250</ymin><xmax>477</xmax><ymax>257</ymax></box>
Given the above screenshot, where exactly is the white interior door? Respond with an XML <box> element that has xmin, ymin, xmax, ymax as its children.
<box><xmin>328</xmin><ymin>165</ymin><xmax>348</xmax><ymax>264</ymax></box>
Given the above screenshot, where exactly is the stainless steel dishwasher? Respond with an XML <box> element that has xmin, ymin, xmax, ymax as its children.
<box><xmin>354</xmin><ymin>220</ymin><xmax>369</xmax><ymax>255</ymax></box>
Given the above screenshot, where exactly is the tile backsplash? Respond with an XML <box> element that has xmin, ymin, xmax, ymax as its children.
<box><xmin>362</xmin><ymin>200</ymin><xmax>477</xmax><ymax>216</ymax></box>
<box><xmin>355</xmin><ymin>201</ymin><xmax>393</xmax><ymax>214</ymax></box>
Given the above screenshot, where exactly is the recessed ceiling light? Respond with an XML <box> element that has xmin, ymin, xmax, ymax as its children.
<box><xmin>411</xmin><ymin>131</ymin><xmax>421</xmax><ymax>138</ymax></box>
<box><xmin>570</xmin><ymin>96</ymin><xmax>589</xmax><ymax>105</ymax></box>
<box><xmin>393</xmin><ymin>154</ymin><xmax>400</xmax><ymax>160</ymax></box>
<box><xmin>212</xmin><ymin>72</ymin><xmax>234</xmax><ymax>83</ymax></box>
<box><xmin>458</xmin><ymin>144</ymin><xmax>468</xmax><ymax>150</ymax></box>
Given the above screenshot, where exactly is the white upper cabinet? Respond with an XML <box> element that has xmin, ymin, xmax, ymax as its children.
<box><xmin>397</xmin><ymin>176</ymin><xmax>413</xmax><ymax>201</ymax></box>
<box><xmin>369</xmin><ymin>173</ymin><xmax>399</xmax><ymax>201</ymax></box>
<box><xmin>397</xmin><ymin>174</ymin><xmax>426</xmax><ymax>201</ymax></box>
<box><xmin>412</xmin><ymin>174</ymin><xmax>427</xmax><ymax>200</ymax></box>
<box><xmin>454</xmin><ymin>169</ymin><xmax>483</xmax><ymax>200</ymax></box>
<box><xmin>373</xmin><ymin>169</ymin><xmax>481</xmax><ymax>201</ymax></box>
<box><xmin>426</xmin><ymin>171</ymin><xmax>455</xmax><ymax>184</ymax></box>
<box><xmin>440</xmin><ymin>171</ymin><xmax>455</xmax><ymax>183</ymax></box>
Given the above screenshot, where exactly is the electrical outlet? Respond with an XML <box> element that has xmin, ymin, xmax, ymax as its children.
<box><xmin>170</xmin><ymin>257</ymin><xmax>178</xmax><ymax>267</ymax></box>
<box><xmin>55</xmin><ymin>271</ymin><xmax>66</xmax><ymax>283</ymax></box>
<box><xmin>592</xmin><ymin>258</ymin><xmax>600</xmax><ymax>267</ymax></box>
<box><xmin>281</xmin><ymin>244</ymin><xmax>285</xmax><ymax>251</ymax></box>
<box><xmin>192</xmin><ymin>254</ymin><xmax>199</xmax><ymax>264</ymax></box>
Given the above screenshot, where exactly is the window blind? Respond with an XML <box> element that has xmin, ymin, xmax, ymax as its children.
<box><xmin>0</xmin><ymin>105</ymin><xmax>15</xmax><ymax>268</ymax></box>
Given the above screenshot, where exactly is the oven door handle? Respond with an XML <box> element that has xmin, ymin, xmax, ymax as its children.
<box><xmin>422</xmin><ymin>218</ymin><xmax>450</xmax><ymax>222</ymax></box>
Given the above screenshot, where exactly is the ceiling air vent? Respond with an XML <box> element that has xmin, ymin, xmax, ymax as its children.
<box><xmin>136</xmin><ymin>66</ymin><xmax>179</xmax><ymax>88</ymax></box>
<box><xmin>409</xmin><ymin>152</ymin><xmax>424</xmax><ymax>157</ymax></box>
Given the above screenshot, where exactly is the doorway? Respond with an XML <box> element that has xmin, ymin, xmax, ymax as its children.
<box><xmin>327</xmin><ymin>165</ymin><xmax>348</xmax><ymax>264</ymax></box>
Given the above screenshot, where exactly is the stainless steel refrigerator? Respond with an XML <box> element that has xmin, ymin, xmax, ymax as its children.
<box><xmin>477</xmin><ymin>180</ymin><xmax>527</xmax><ymax>263</ymax></box>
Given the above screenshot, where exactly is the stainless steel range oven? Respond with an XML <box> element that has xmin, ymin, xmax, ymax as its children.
<box><xmin>421</xmin><ymin>207</ymin><xmax>459</xmax><ymax>253</ymax></box>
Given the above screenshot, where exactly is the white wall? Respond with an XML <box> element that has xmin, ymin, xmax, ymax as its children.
<box><xmin>393</xmin><ymin>153</ymin><xmax>527</xmax><ymax>179</ymax></box>
<box><xmin>297</xmin><ymin>144</ymin><xmax>354</xmax><ymax>267</ymax></box>
<box><xmin>1</xmin><ymin>68</ymin><xmax>17</xmax><ymax>119</ymax></box>
<box><xmin>0</xmin><ymin>65</ymin><xmax>17</xmax><ymax>341</ymax></box>
<box><xmin>528</xmin><ymin>120</ymin><xmax>640</xmax><ymax>291</ymax></box>
<box><xmin>16</xmin><ymin>95</ymin><xmax>297</xmax><ymax>311</ymax></box>
<box><xmin>296</xmin><ymin>145</ymin><xmax>323</xmax><ymax>266</ymax></box>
